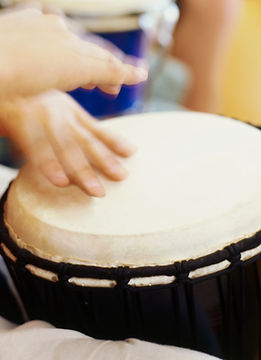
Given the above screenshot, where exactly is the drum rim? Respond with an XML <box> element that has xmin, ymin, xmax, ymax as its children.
<box><xmin>8</xmin><ymin>0</ymin><xmax>172</xmax><ymax>16</ymax></box>
<box><xmin>1</xmin><ymin>185</ymin><xmax>261</xmax><ymax>287</ymax></box>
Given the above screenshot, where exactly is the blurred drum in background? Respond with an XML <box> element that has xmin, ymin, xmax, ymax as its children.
<box><xmin>0</xmin><ymin>111</ymin><xmax>261</xmax><ymax>360</ymax></box>
<box><xmin>6</xmin><ymin>0</ymin><xmax>179</xmax><ymax>117</ymax></box>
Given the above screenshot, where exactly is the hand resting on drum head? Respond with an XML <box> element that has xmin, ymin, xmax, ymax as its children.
<box><xmin>0</xmin><ymin>91</ymin><xmax>137</xmax><ymax>197</ymax></box>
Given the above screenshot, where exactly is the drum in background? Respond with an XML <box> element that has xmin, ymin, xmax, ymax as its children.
<box><xmin>0</xmin><ymin>111</ymin><xmax>261</xmax><ymax>360</ymax></box>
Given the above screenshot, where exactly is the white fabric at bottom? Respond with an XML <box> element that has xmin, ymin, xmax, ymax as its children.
<box><xmin>0</xmin><ymin>318</ymin><xmax>220</xmax><ymax>360</ymax></box>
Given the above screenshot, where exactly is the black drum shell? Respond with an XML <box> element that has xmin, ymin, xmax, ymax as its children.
<box><xmin>0</xmin><ymin>188</ymin><xmax>260</xmax><ymax>360</ymax></box>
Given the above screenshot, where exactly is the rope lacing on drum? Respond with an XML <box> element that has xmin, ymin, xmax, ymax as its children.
<box><xmin>115</xmin><ymin>266</ymin><xmax>130</xmax><ymax>288</ymax></box>
<box><xmin>57</xmin><ymin>262</ymin><xmax>71</xmax><ymax>284</ymax></box>
<box><xmin>225</xmin><ymin>243</ymin><xmax>241</xmax><ymax>266</ymax></box>
<box><xmin>173</xmin><ymin>260</ymin><xmax>190</xmax><ymax>281</ymax></box>
<box><xmin>16</xmin><ymin>248</ymin><xmax>28</xmax><ymax>270</ymax></box>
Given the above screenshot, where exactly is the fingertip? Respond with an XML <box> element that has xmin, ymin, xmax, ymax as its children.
<box><xmin>87</xmin><ymin>186</ymin><xmax>106</xmax><ymax>197</ymax></box>
<box><xmin>125</xmin><ymin>65</ymin><xmax>148</xmax><ymax>84</ymax></box>
<box><xmin>91</xmin><ymin>188</ymin><xmax>106</xmax><ymax>197</ymax></box>
<box><xmin>115</xmin><ymin>143</ymin><xmax>138</xmax><ymax>157</ymax></box>
<box><xmin>38</xmin><ymin>161</ymin><xmax>71</xmax><ymax>188</ymax></box>
<box><xmin>110</xmin><ymin>172</ymin><xmax>128</xmax><ymax>181</ymax></box>
<box><xmin>107</xmin><ymin>165</ymin><xmax>128</xmax><ymax>181</ymax></box>
<box><xmin>49</xmin><ymin>172</ymin><xmax>70</xmax><ymax>187</ymax></box>
<box><xmin>107</xmin><ymin>138</ymin><xmax>137</xmax><ymax>157</ymax></box>
<box><xmin>98</xmin><ymin>85</ymin><xmax>121</xmax><ymax>95</ymax></box>
<box><xmin>108</xmin><ymin>87</ymin><xmax>121</xmax><ymax>96</ymax></box>
<box><xmin>136</xmin><ymin>67</ymin><xmax>148</xmax><ymax>82</ymax></box>
<box><xmin>82</xmin><ymin>179</ymin><xmax>106</xmax><ymax>197</ymax></box>
<box><xmin>82</xmin><ymin>84</ymin><xmax>96</xmax><ymax>91</ymax></box>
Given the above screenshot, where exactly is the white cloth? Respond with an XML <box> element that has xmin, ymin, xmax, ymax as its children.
<box><xmin>0</xmin><ymin>317</ymin><xmax>220</xmax><ymax>360</ymax></box>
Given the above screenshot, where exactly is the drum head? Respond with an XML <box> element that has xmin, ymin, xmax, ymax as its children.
<box><xmin>4</xmin><ymin>111</ymin><xmax>261</xmax><ymax>267</ymax></box>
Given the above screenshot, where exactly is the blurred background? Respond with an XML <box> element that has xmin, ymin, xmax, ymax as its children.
<box><xmin>0</xmin><ymin>0</ymin><xmax>260</xmax><ymax>166</ymax></box>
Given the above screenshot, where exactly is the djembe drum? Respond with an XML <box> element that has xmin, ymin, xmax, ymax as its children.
<box><xmin>0</xmin><ymin>111</ymin><xmax>260</xmax><ymax>360</ymax></box>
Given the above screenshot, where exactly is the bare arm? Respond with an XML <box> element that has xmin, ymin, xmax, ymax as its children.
<box><xmin>170</xmin><ymin>0</ymin><xmax>242</xmax><ymax>113</ymax></box>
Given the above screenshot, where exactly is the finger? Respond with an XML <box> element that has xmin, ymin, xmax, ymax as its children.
<box><xmin>42</xmin><ymin>115</ymin><xmax>105</xmax><ymax>197</ymax></box>
<box><xmin>122</xmin><ymin>63</ymin><xmax>148</xmax><ymax>85</ymax></box>
<box><xmin>82</xmin><ymin>83</ymin><xmax>122</xmax><ymax>95</ymax></box>
<box><xmin>97</xmin><ymin>85</ymin><xmax>122</xmax><ymax>95</ymax></box>
<box><xmin>72</xmin><ymin>121</ymin><xmax>128</xmax><ymax>181</ymax></box>
<box><xmin>76</xmin><ymin>38</ymin><xmax>148</xmax><ymax>86</ymax></box>
<box><xmin>75</xmin><ymin>109</ymin><xmax>137</xmax><ymax>157</ymax></box>
<box><xmin>17</xmin><ymin>115</ymin><xmax>70</xmax><ymax>187</ymax></box>
<box><xmin>85</xmin><ymin>59</ymin><xmax>148</xmax><ymax>86</ymax></box>
<box><xmin>38</xmin><ymin>159</ymin><xmax>70</xmax><ymax>187</ymax></box>
<box><xmin>82</xmin><ymin>84</ymin><xmax>96</xmax><ymax>91</ymax></box>
<box><xmin>84</xmin><ymin>33</ymin><xmax>126</xmax><ymax>61</ymax></box>
<box><xmin>124</xmin><ymin>55</ymin><xmax>148</xmax><ymax>69</ymax></box>
<box><xmin>59</xmin><ymin>144</ymin><xmax>106</xmax><ymax>197</ymax></box>
<box><xmin>51</xmin><ymin>138</ymin><xmax>106</xmax><ymax>197</ymax></box>
<box><xmin>29</xmin><ymin>140</ymin><xmax>70</xmax><ymax>188</ymax></box>
<box><xmin>0</xmin><ymin>99</ymin><xmax>70</xmax><ymax>187</ymax></box>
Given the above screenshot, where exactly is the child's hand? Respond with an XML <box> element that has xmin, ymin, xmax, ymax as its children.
<box><xmin>0</xmin><ymin>91</ymin><xmax>136</xmax><ymax>197</ymax></box>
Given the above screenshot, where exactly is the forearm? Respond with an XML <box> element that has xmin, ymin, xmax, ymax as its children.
<box><xmin>170</xmin><ymin>0</ymin><xmax>243</xmax><ymax>112</ymax></box>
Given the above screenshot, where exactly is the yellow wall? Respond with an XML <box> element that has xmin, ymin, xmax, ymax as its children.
<box><xmin>220</xmin><ymin>0</ymin><xmax>261</xmax><ymax>126</ymax></box>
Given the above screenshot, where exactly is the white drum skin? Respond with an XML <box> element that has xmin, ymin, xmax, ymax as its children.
<box><xmin>4</xmin><ymin>111</ymin><xmax>261</xmax><ymax>268</ymax></box>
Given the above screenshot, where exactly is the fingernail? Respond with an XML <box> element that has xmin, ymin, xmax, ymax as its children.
<box><xmin>52</xmin><ymin>172</ymin><xmax>70</xmax><ymax>187</ymax></box>
<box><xmin>55</xmin><ymin>171</ymin><xmax>68</xmax><ymax>180</ymax></box>
<box><xmin>110</xmin><ymin>86</ymin><xmax>121</xmax><ymax>94</ymax></box>
<box><xmin>84</xmin><ymin>179</ymin><xmax>105</xmax><ymax>197</ymax></box>
<box><xmin>109</xmin><ymin>165</ymin><xmax>128</xmax><ymax>180</ymax></box>
<box><xmin>117</xmin><ymin>143</ymin><xmax>137</xmax><ymax>156</ymax></box>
